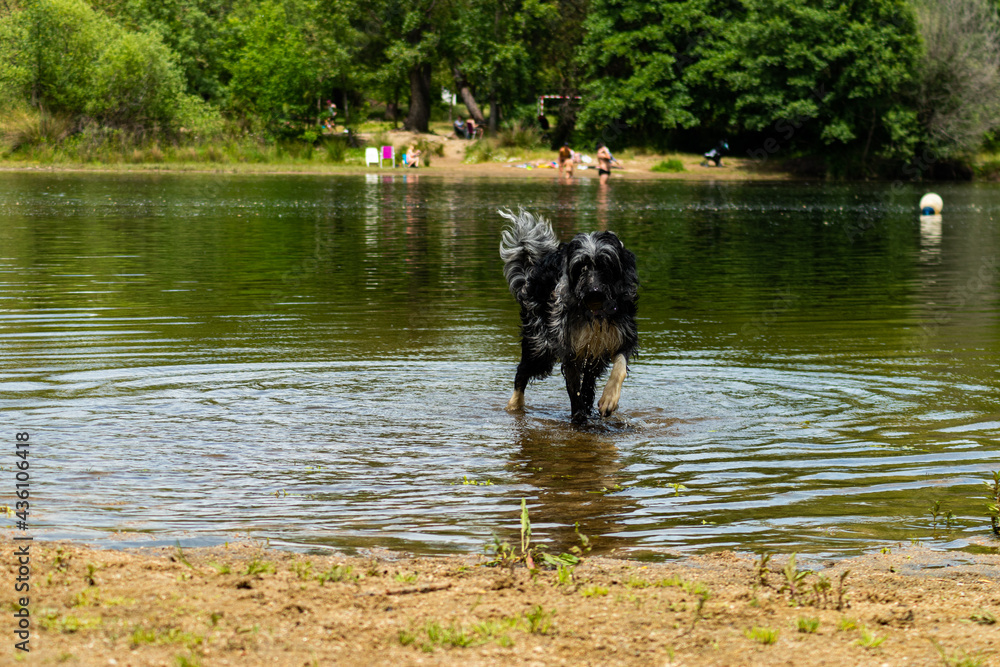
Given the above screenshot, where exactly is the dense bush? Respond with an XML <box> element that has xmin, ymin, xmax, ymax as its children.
<box><xmin>0</xmin><ymin>0</ymin><xmax>191</xmax><ymax>129</ymax></box>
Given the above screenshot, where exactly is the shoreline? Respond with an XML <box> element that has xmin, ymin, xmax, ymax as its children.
<box><xmin>5</xmin><ymin>536</ymin><xmax>998</xmax><ymax>665</ymax></box>
<box><xmin>0</xmin><ymin>153</ymin><xmax>795</xmax><ymax>182</ymax></box>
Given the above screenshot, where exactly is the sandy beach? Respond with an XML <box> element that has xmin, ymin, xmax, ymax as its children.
<box><xmin>4</xmin><ymin>537</ymin><xmax>999</xmax><ymax>666</ymax></box>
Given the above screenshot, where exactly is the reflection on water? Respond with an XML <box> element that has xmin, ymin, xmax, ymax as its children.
<box><xmin>0</xmin><ymin>172</ymin><xmax>998</xmax><ymax>559</ymax></box>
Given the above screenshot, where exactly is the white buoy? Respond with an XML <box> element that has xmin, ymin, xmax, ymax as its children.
<box><xmin>920</xmin><ymin>193</ymin><xmax>943</xmax><ymax>215</ymax></box>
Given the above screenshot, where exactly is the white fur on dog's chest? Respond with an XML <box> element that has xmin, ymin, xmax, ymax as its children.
<box><xmin>570</xmin><ymin>319</ymin><xmax>623</xmax><ymax>359</ymax></box>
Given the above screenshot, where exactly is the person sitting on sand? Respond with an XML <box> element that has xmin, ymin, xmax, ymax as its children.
<box><xmin>558</xmin><ymin>143</ymin><xmax>574</xmax><ymax>179</ymax></box>
<box><xmin>405</xmin><ymin>144</ymin><xmax>421</xmax><ymax>168</ymax></box>
<box><xmin>702</xmin><ymin>140</ymin><xmax>729</xmax><ymax>167</ymax></box>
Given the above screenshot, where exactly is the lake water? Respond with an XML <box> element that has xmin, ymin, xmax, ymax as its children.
<box><xmin>1</xmin><ymin>171</ymin><xmax>998</xmax><ymax>560</ymax></box>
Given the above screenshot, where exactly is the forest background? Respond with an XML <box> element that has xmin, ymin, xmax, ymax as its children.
<box><xmin>2</xmin><ymin>0</ymin><xmax>1000</xmax><ymax>178</ymax></box>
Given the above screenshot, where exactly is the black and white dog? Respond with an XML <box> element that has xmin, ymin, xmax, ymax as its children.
<box><xmin>499</xmin><ymin>209</ymin><xmax>639</xmax><ymax>423</ymax></box>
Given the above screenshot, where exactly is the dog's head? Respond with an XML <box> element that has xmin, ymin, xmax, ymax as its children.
<box><xmin>564</xmin><ymin>231</ymin><xmax>638</xmax><ymax>320</ymax></box>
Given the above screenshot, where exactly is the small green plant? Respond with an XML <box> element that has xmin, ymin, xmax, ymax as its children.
<box><xmin>930</xmin><ymin>500</ymin><xmax>957</xmax><ymax>528</ymax></box>
<box><xmin>173</xmin><ymin>543</ymin><xmax>198</xmax><ymax>572</ymax></box>
<box><xmin>744</xmin><ymin>626</ymin><xmax>779</xmax><ymax>645</ymax></box>
<box><xmin>317</xmin><ymin>564</ymin><xmax>356</xmax><ymax>584</ymax></box>
<box><xmin>933</xmin><ymin>639</ymin><xmax>987</xmax><ymax>667</ymax></box>
<box><xmin>208</xmin><ymin>562</ymin><xmax>230</xmax><ymax>575</ymax></box>
<box><xmin>460</xmin><ymin>476</ymin><xmax>494</xmax><ymax>486</ymax></box>
<box><xmin>781</xmin><ymin>553</ymin><xmax>811</xmax><ymax>602</ymax></box>
<box><xmin>71</xmin><ymin>589</ymin><xmax>98</xmax><ymax>608</ymax></box>
<box><xmin>581</xmin><ymin>585</ymin><xmax>609</xmax><ymax>597</ymax></box>
<box><xmin>424</xmin><ymin>621</ymin><xmax>477</xmax><ymax>648</ymax></box>
<box><xmin>836</xmin><ymin>570</ymin><xmax>851</xmax><ymax>611</ymax></box>
<box><xmin>837</xmin><ymin>617</ymin><xmax>858</xmax><ymax>632</ymax></box>
<box><xmin>519</xmin><ymin>498</ymin><xmax>533</xmax><ymax>567</ymax></box>
<box><xmin>472</xmin><ymin>619</ymin><xmax>516</xmax><ymax>647</ymax></box>
<box><xmin>626</xmin><ymin>576</ymin><xmax>651</xmax><ymax>589</ymax></box>
<box><xmin>523</xmin><ymin>605</ymin><xmax>555</xmax><ymax>634</ymax></box>
<box><xmin>811</xmin><ymin>573</ymin><xmax>831</xmax><ymax>607</ymax></box>
<box><xmin>244</xmin><ymin>559</ymin><xmax>274</xmax><ymax>576</ymax></box>
<box><xmin>394</xmin><ymin>572</ymin><xmax>419</xmax><ymax>584</ymax></box>
<box><xmin>796</xmin><ymin>617</ymin><xmax>820</xmax><ymax>633</ymax></box>
<box><xmin>291</xmin><ymin>561</ymin><xmax>313</xmax><ymax>580</ymax></box>
<box><xmin>400</xmin><ymin>617</ymin><xmax>517</xmax><ymax>651</ymax></box>
<box><xmin>970</xmin><ymin>609</ymin><xmax>996</xmax><ymax>625</ymax></box>
<box><xmin>755</xmin><ymin>553</ymin><xmax>772</xmax><ymax>587</ymax></box>
<box><xmin>485</xmin><ymin>498</ymin><xmax>544</xmax><ymax>570</ymax></box>
<box><xmin>650</xmin><ymin>158</ymin><xmax>686</xmax><ymax>173</ymax></box>
<box><xmin>986</xmin><ymin>470</ymin><xmax>1000</xmax><ymax>536</ymax></box>
<box><xmin>668</xmin><ymin>483</ymin><xmax>688</xmax><ymax>496</ymax></box>
<box><xmin>857</xmin><ymin>627</ymin><xmax>885</xmax><ymax>649</ymax></box>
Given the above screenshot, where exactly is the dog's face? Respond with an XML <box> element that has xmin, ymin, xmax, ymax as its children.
<box><xmin>564</xmin><ymin>231</ymin><xmax>638</xmax><ymax>320</ymax></box>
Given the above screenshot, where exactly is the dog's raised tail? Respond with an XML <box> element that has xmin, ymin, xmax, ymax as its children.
<box><xmin>499</xmin><ymin>208</ymin><xmax>558</xmax><ymax>298</ymax></box>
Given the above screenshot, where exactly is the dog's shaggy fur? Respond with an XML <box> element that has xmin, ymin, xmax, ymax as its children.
<box><xmin>499</xmin><ymin>208</ymin><xmax>639</xmax><ymax>423</ymax></box>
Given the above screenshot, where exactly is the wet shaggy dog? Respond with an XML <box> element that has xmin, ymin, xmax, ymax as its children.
<box><xmin>499</xmin><ymin>209</ymin><xmax>639</xmax><ymax>423</ymax></box>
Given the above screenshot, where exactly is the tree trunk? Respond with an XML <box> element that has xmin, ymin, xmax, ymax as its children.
<box><xmin>488</xmin><ymin>89</ymin><xmax>501</xmax><ymax>134</ymax></box>
<box><xmin>452</xmin><ymin>66</ymin><xmax>484</xmax><ymax>125</ymax></box>
<box><xmin>404</xmin><ymin>63</ymin><xmax>432</xmax><ymax>133</ymax></box>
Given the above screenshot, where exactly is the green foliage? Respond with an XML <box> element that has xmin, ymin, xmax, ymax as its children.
<box><xmin>88</xmin><ymin>30</ymin><xmax>186</xmax><ymax>125</ymax></box>
<box><xmin>0</xmin><ymin>106</ymin><xmax>73</xmax><ymax>154</ymax></box>
<box><xmin>693</xmin><ymin>0</ymin><xmax>923</xmax><ymax>173</ymax></box>
<box><xmin>744</xmin><ymin>626</ymin><xmax>779</xmax><ymax>645</ymax></box>
<box><xmin>796</xmin><ymin>617</ymin><xmax>820</xmax><ymax>633</ymax></box>
<box><xmin>856</xmin><ymin>627</ymin><xmax>885</xmax><ymax>649</ymax></box>
<box><xmin>114</xmin><ymin>0</ymin><xmax>229</xmax><ymax>101</ymax></box>
<box><xmin>578</xmin><ymin>0</ymin><xmax>706</xmax><ymax>142</ymax></box>
<box><xmin>497</xmin><ymin>121</ymin><xmax>544</xmax><ymax>149</ymax></box>
<box><xmin>2</xmin><ymin>0</ymin><xmax>999</xmax><ymax>173</ymax></box>
<box><xmin>650</xmin><ymin>158</ymin><xmax>685</xmax><ymax>173</ymax></box>
<box><xmin>0</xmin><ymin>0</ymin><xmax>189</xmax><ymax>129</ymax></box>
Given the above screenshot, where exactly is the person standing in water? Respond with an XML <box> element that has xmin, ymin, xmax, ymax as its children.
<box><xmin>558</xmin><ymin>143</ymin><xmax>574</xmax><ymax>180</ymax></box>
<box><xmin>596</xmin><ymin>142</ymin><xmax>613</xmax><ymax>185</ymax></box>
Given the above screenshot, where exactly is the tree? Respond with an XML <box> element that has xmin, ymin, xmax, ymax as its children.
<box><xmin>913</xmin><ymin>0</ymin><xmax>1000</xmax><ymax>159</ymax></box>
<box><xmin>113</xmin><ymin>0</ymin><xmax>234</xmax><ymax>102</ymax></box>
<box><xmin>446</xmin><ymin>0</ymin><xmax>556</xmax><ymax>133</ymax></box>
<box><xmin>690</xmin><ymin>0</ymin><xmax>923</xmax><ymax>173</ymax></box>
<box><xmin>0</xmin><ymin>0</ymin><xmax>188</xmax><ymax>128</ymax></box>
<box><xmin>222</xmin><ymin>0</ymin><xmax>360</xmax><ymax>129</ymax></box>
<box><xmin>577</xmin><ymin>0</ymin><xmax>711</xmax><ymax>143</ymax></box>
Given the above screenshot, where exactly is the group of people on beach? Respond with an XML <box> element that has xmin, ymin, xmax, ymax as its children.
<box><xmin>453</xmin><ymin>118</ymin><xmax>483</xmax><ymax>140</ymax></box>
<box><xmin>559</xmin><ymin>142</ymin><xmax>618</xmax><ymax>184</ymax></box>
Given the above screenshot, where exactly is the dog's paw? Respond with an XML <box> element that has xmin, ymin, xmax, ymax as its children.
<box><xmin>598</xmin><ymin>387</ymin><xmax>620</xmax><ymax>418</ymax></box>
<box><xmin>505</xmin><ymin>389</ymin><xmax>525</xmax><ymax>412</ymax></box>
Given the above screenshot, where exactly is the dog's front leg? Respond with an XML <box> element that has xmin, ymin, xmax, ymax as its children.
<box><xmin>506</xmin><ymin>388</ymin><xmax>525</xmax><ymax>411</ymax></box>
<box><xmin>598</xmin><ymin>354</ymin><xmax>628</xmax><ymax>417</ymax></box>
<box><xmin>563</xmin><ymin>362</ymin><xmax>588</xmax><ymax>423</ymax></box>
